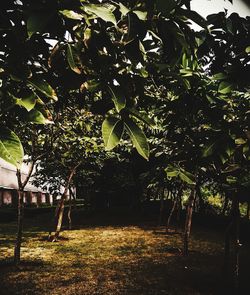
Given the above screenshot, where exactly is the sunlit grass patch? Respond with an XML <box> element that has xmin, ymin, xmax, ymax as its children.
<box><xmin>0</xmin><ymin>215</ymin><xmax>249</xmax><ymax>294</ymax></box>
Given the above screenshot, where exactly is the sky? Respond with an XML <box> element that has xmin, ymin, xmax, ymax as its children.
<box><xmin>191</xmin><ymin>0</ymin><xmax>250</xmax><ymax>17</ymax></box>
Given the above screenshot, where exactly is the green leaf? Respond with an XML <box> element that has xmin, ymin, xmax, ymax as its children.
<box><xmin>201</xmin><ymin>141</ymin><xmax>217</xmax><ymax>157</ymax></box>
<box><xmin>27</xmin><ymin>109</ymin><xmax>47</xmax><ymax>124</ymax></box>
<box><xmin>84</xmin><ymin>4</ymin><xmax>117</xmax><ymax>25</ymax></box>
<box><xmin>81</xmin><ymin>80</ymin><xmax>100</xmax><ymax>92</ymax></box>
<box><xmin>235</xmin><ymin>138</ymin><xmax>246</xmax><ymax>145</ymax></box>
<box><xmin>66</xmin><ymin>44</ymin><xmax>81</xmax><ymax>74</ymax></box>
<box><xmin>212</xmin><ymin>72</ymin><xmax>228</xmax><ymax>80</ymax></box>
<box><xmin>245</xmin><ymin>46</ymin><xmax>250</xmax><ymax>54</ymax></box>
<box><xmin>133</xmin><ymin>10</ymin><xmax>147</xmax><ymax>20</ymax></box>
<box><xmin>0</xmin><ymin>128</ymin><xmax>24</xmax><ymax>168</ymax></box>
<box><xmin>222</xmin><ymin>164</ymin><xmax>240</xmax><ymax>173</ymax></box>
<box><xmin>15</xmin><ymin>93</ymin><xmax>37</xmax><ymax>112</ymax></box>
<box><xmin>102</xmin><ymin>117</ymin><xmax>124</xmax><ymax>150</ymax></box>
<box><xmin>127</xmin><ymin>108</ymin><xmax>156</xmax><ymax>128</ymax></box>
<box><xmin>59</xmin><ymin>10</ymin><xmax>83</xmax><ymax>20</ymax></box>
<box><xmin>27</xmin><ymin>11</ymin><xmax>53</xmax><ymax>37</ymax></box>
<box><xmin>179</xmin><ymin>169</ymin><xmax>195</xmax><ymax>185</ymax></box>
<box><xmin>165</xmin><ymin>166</ymin><xmax>179</xmax><ymax>178</ymax></box>
<box><xmin>28</xmin><ymin>78</ymin><xmax>58</xmax><ymax>101</ymax></box>
<box><xmin>108</xmin><ymin>86</ymin><xmax>126</xmax><ymax>113</ymax></box>
<box><xmin>178</xmin><ymin>8</ymin><xmax>207</xmax><ymax>29</ymax></box>
<box><xmin>119</xmin><ymin>3</ymin><xmax>130</xmax><ymax>16</ymax></box>
<box><xmin>124</xmin><ymin>118</ymin><xmax>149</xmax><ymax>160</ymax></box>
<box><xmin>218</xmin><ymin>81</ymin><xmax>233</xmax><ymax>94</ymax></box>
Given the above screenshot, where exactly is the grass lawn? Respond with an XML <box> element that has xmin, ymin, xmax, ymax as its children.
<box><xmin>0</xmin><ymin>210</ymin><xmax>249</xmax><ymax>295</ymax></box>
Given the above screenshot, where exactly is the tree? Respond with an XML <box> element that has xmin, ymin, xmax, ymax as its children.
<box><xmin>33</xmin><ymin>105</ymin><xmax>103</xmax><ymax>241</ymax></box>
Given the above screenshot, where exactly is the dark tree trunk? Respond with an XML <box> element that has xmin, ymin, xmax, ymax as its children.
<box><xmin>223</xmin><ymin>195</ymin><xmax>242</xmax><ymax>293</ymax></box>
<box><xmin>67</xmin><ymin>187</ymin><xmax>73</xmax><ymax>230</ymax></box>
<box><xmin>233</xmin><ymin>198</ymin><xmax>241</xmax><ymax>294</ymax></box>
<box><xmin>166</xmin><ymin>190</ymin><xmax>179</xmax><ymax>233</ymax></box>
<box><xmin>158</xmin><ymin>188</ymin><xmax>165</xmax><ymax>226</ymax></box>
<box><xmin>14</xmin><ymin>162</ymin><xmax>35</xmax><ymax>267</ymax></box>
<box><xmin>175</xmin><ymin>191</ymin><xmax>182</xmax><ymax>231</ymax></box>
<box><xmin>50</xmin><ymin>166</ymin><xmax>78</xmax><ymax>242</ymax></box>
<box><xmin>183</xmin><ymin>188</ymin><xmax>196</xmax><ymax>256</ymax></box>
<box><xmin>53</xmin><ymin>193</ymin><xmax>66</xmax><ymax>241</ymax></box>
<box><xmin>224</xmin><ymin>220</ymin><xmax>232</xmax><ymax>273</ymax></box>
<box><xmin>196</xmin><ymin>185</ymin><xmax>205</xmax><ymax>213</ymax></box>
<box><xmin>14</xmin><ymin>189</ymin><xmax>24</xmax><ymax>266</ymax></box>
<box><xmin>221</xmin><ymin>195</ymin><xmax>229</xmax><ymax>216</ymax></box>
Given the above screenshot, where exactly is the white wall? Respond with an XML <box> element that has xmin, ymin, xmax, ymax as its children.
<box><xmin>0</xmin><ymin>158</ymin><xmax>41</xmax><ymax>192</ymax></box>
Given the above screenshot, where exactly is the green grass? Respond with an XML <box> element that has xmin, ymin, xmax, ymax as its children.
<box><xmin>0</xmin><ymin>212</ymin><xmax>249</xmax><ymax>295</ymax></box>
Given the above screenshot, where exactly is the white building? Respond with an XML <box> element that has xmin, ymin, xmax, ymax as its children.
<box><xmin>0</xmin><ymin>158</ymin><xmax>52</xmax><ymax>207</ymax></box>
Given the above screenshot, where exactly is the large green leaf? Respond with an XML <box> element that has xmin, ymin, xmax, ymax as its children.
<box><xmin>28</xmin><ymin>78</ymin><xmax>58</xmax><ymax>101</ymax></box>
<box><xmin>67</xmin><ymin>44</ymin><xmax>81</xmax><ymax>74</ymax></box>
<box><xmin>218</xmin><ymin>81</ymin><xmax>233</xmax><ymax>94</ymax></box>
<box><xmin>59</xmin><ymin>10</ymin><xmax>83</xmax><ymax>20</ymax></box>
<box><xmin>108</xmin><ymin>86</ymin><xmax>126</xmax><ymax>113</ymax></box>
<box><xmin>124</xmin><ymin>118</ymin><xmax>149</xmax><ymax>160</ymax></box>
<box><xmin>27</xmin><ymin>109</ymin><xmax>47</xmax><ymax>124</ymax></box>
<box><xmin>212</xmin><ymin>72</ymin><xmax>228</xmax><ymax>80</ymax></box>
<box><xmin>119</xmin><ymin>3</ymin><xmax>130</xmax><ymax>16</ymax></box>
<box><xmin>84</xmin><ymin>4</ymin><xmax>116</xmax><ymax>25</ymax></box>
<box><xmin>102</xmin><ymin>117</ymin><xmax>124</xmax><ymax>150</ymax></box>
<box><xmin>179</xmin><ymin>170</ymin><xmax>195</xmax><ymax>185</ymax></box>
<box><xmin>0</xmin><ymin>128</ymin><xmax>24</xmax><ymax>168</ymax></box>
<box><xmin>133</xmin><ymin>10</ymin><xmax>147</xmax><ymax>20</ymax></box>
<box><xmin>13</xmin><ymin>92</ymin><xmax>37</xmax><ymax>112</ymax></box>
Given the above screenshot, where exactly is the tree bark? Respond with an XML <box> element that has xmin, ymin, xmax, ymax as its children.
<box><xmin>50</xmin><ymin>166</ymin><xmax>78</xmax><ymax>242</ymax></box>
<box><xmin>221</xmin><ymin>195</ymin><xmax>229</xmax><ymax>216</ymax></box>
<box><xmin>158</xmin><ymin>188</ymin><xmax>165</xmax><ymax>226</ymax></box>
<box><xmin>183</xmin><ymin>188</ymin><xmax>196</xmax><ymax>256</ymax></box>
<box><xmin>196</xmin><ymin>185</ymin><xmax>205</xmax><ymax>213</ymax></box>
<box><xmin>14</xmin><ymin>188</ymin><xmax>24</xmax><ymax>266</ymax></box>
<box><xmin>14</xmin><ymin>162</ymin><xmax>35</xmax><ymax>267</ymax></box>
<box><xmin>233</xmin><ymin>198</ymin><xmax>241</xmax><ymax>294</ymax></box>
<box><xmin>166</xmin><ymin>190</ymin><xmax>178</xmax><ymax>233</ymax></box>
<box><xmin>67</xmin><ymin>187</ymin><xmax>73</xmax><ymax>230</ymax></box>
<box><xmin>175</xmin><ymin>191</ymin><xmax>182</xmax><ymax>231</ymax></box>
<box><xmin>223</xmin><ymin>195</ymin><xmax>241</xmax><ymax>287</ymax></box>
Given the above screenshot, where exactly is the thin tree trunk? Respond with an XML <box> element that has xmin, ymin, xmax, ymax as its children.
<box><xmin>224</xmin><ymin>220</ymin><xmax>232</xmax><ymax>273</ymax></box>
<box><xmin>14</xmin><ymin>188</ymin><xmax>24</xmax><ymax>266</ymax></box>
<box><xmin>221</xmin><ymin>196</ymin><xmax>229</xmax><ymax>216</ymax></box>
<box><xmin>233</xmin><ymin>198</ymin><xmax>241</xmax><ymax>294</ymax></box>
<box><xmin>158</xmin><ymin>188</ymin><xmax>165</xmax><ymax>226</ymax></box>
<box><xmin>14</xmin><ymin>162</ymin><xmax>35</xmax><ymax>266</ymax></box>
<box><xmin>196</xmin><ymin>185</ymin><xmax>204</xmax><ymax>213</ymax></box>
<box><xmin>166</xmin><ymin>191</ymin><xmax>178</xmax><ymax>233</ymax></box>
<box><xmin>175</xmin><ymin>191</ymin><xmax>182</xmax><ymax>231</ymax></box>
<box><xmin>67</xmin><ymin>188</ymin><xmax>72</xmax><ymax>230</ymax></box>
<box><xmin>183</xmin><ymin>188</ymin><xmax>196</xmax><ymax>256</ymax></box>
<box><xmin>50</xmin><ymin>166</ymin><xmax>78</xmax><ymax>242</ymax></box>
<box><xmin>223</xmin><ymin>196</ymin><xmax>242</xmax><ymax>285</ymax></box>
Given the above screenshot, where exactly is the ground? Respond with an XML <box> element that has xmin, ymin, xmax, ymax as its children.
<box><xmin>0</xmin><ymin>209</ymin><xmax>249</xmax><ymax>295</ymax></box>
